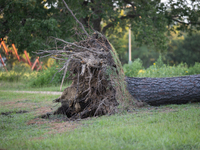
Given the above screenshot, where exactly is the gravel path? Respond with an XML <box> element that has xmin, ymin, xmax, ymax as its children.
<box><xmin>0</xmin><ymin>90</ymin><xmax>62</xmax><ymax>95</ymax></box>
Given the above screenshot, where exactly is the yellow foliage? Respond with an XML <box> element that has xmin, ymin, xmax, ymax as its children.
<box><xmin>46</xmin><ymin>58</ymin><xmax>55</xmax><ymax>68</ymax></box>
<box><xmin>102</xmin><ymin>9</ymin><xmax>130</xmax><ymax>34</ymax></box>
<box><xmin>44</xmin><ymin>6</ymin><xmax>48</xmax><ymax>9</ymax></box>
<box><xmin>138</xmin><ymin>69</ymin><xmax>146</xmax><ymax>74</ymax></box>
<box><xmin>120</xmin><ymin>10</ymin><xmax>125</xmax><ymax>16</ymax></box>
<box><xmin>0</xmin><ymin>14</ymin><xmax>3</xmax><ymax>19</ymax></box>
<box><xmin>0</xmin><ymin>70</ymin><xmax>38</xmax><ymax>80</ymax></box>
<box><xmin>169</xmin><ymin>25</ymin><xmax>185</xmax><ymax>40</ymax></box>
<box><xmin>23</xmin><ymin>71</ymin><xmax>38</xmax><ymax>79</ymax></box>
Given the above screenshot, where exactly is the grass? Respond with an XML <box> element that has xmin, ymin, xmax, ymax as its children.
<box><xmin>0</xmin><ymin>81</ymin><xmax>69</xmax><ymax>91</ymax></box>
<box><xmin>0</xmin><ymin>90</ymin><xmax>200</xmax><ymax>150</ymax></box>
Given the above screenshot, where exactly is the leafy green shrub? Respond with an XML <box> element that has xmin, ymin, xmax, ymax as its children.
<box><xmin>137</xmin><ymin>63</ymin><xmax>189</xmax><ymax>78</ymax></box>
<box><xmin>155</xmin><ymin>55</ymin><xmax>164</xmax><ymax>68</ymax></box>
<box><xmin>0</xmin><ymin>70</ymin><xmax>38</xmax><ymax>82</ymax></box>
<box><xmin>13</xmin><ymin>63</ymin><xmax>32</xmax><ymax>73</ymax></box>
<box><xmin>123</xmin><ymin>56</ymin><xmax>200</xmax><ymax>78</ymax></box>
<box><xmin>188</xmin><ymin>62</ymin><xmax>200</xmax><ymax>75</ymax></box>
<box><xmin>28</xmin><ymin>62</ymin><xmax>70</xmax><ymax>87</ymax></box>
<box><xmin>123</xmin><ymin>58</ymin><xmax>143</xmax><ymax>77</ymax></box>
<box><xmin>0</xmin><ymin>71</ymin><xmax>20</xmax><ymax>82</ymax></box>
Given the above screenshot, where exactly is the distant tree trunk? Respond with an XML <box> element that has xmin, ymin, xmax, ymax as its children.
<box><xmin>126</xmin><ymin>74</ymin><xmax>200</xmax><ymax>106</ymax></box>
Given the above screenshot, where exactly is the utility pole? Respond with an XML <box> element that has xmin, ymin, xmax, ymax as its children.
<box><xmin>129</xmin><ymin>25</ymin><xmax>132</xmax><ymax>64</ymax></box>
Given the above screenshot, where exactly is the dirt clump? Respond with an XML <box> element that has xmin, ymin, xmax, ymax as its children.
<box><xmin>1</xmin><ymin>110</ymin><xmax>28</xmax><ymax>116</ymax></box>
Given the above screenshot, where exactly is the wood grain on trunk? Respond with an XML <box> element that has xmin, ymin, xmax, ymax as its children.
<box><xmin>126</xmin><ymin>74</ymin><xmax>200</xmax><ymax>105</ymax></box>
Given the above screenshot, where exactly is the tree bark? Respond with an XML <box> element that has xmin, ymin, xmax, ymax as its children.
<box><xmin>126</xmin><ymin>74</ymin><xmax>200</xmax><ymax>106</ymax></box>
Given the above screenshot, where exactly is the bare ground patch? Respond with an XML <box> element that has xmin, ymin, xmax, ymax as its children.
<box><xmin>27</xmin><ymin>117</ymin><xmax>80</xmax><ymax>136</ymax></box>
<box><xmin>48</xmin><ymin>121</ymin><xmax>79</xmax><ymax>134</ymax></box>
<box><xmin>26</xmin><ymin>118</ymin><xmax>49</xmax><ymax>125</ymax></box>
<box><xmin>35</xmin><ymin>106</ymin><xmax>53</xmax><ymax>116</ymax></box>
<box><xmin>0</xmin><ymin>101</ymin><xmax>16</xmax><ymax>107</ymax></box>
<box><xmin>0</xmin><ymin>100</ymin><xmax>38</xmax><ymax>111</ymax></box>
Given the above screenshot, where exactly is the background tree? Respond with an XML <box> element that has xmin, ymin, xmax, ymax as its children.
<box><xmin>166</xmin><ymin>32</ymin><xmax>200</xmax><ymax>66</ymax></box>
<box><xmin>0</xmin><ymin>0</ymin><xmax>60</xmax><ymax>54</ymax></box>
<box><xmin>108</xmin><ymin>29</ymin><xmax>160</xmax><ymax>67</ymax></box>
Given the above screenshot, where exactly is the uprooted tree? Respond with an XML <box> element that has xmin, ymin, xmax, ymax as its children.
<box><xmin>37</xmin><ymin>0</ymin><xmax>133</xmax><ymax>119</ymax></box>
<box><xmin>37</xmin><ymin>1</ymin><xmax>200</xmax><ymax>119</ymax></box>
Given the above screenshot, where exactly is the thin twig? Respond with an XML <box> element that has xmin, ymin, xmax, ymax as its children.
<box><xmin>53</xmin><ymin>37</ymin><xmax>103</xmax><ymax>55</ymax></box>
<box><xmin>60</xmin><ymin>56</ymin><xmax>72</xmax><ymax>91</ymax></box>
<box><xmin>62</xmin><ymin>0</ymin><xmax>89</xmax><ymax>37</ymax></box>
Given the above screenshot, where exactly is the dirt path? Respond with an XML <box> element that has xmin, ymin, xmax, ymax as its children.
<box><xmin>0</xmin><ymin>90</ymin><xmax>62</xmax><ymax>95</ymax></box>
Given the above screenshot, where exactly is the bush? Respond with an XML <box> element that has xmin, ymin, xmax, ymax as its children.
<box><xmin>0</xmin><ymin>71</ymin><xmax>20</xmax><ymax>82</ymax></box>
<box><xmin>123</xmin><ymin>58</ymin><xmax>143</xmax><ymax>77</ymax></box>
<box><xmin>28</xmin><ymin>62</ymin><xmax>70</xmax><ymax>87</ymax></box>
<box><xmin>188</xmin><ymin>62</ymin><xmax>200</xmax><ymax>75</ymax></box>
<box><xmin>137</xmin><ymin>63</ymin><xmax>189</xmax><ymax>78</ymax></box>
<box><xmin>123</xmin><ymin>57</ymin><xmax>200</xmax><ymax>78</ymax></box>
<box><xmin>0</xmin><ymin>63</ymin><xmax>33</xmax><ymax>82</ymax></box>
<box><xmin>0</xmin><ymin>62</ymin><xmax>70</xmax><ymax>87</ymax></box>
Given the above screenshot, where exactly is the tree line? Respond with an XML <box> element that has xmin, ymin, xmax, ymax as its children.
<box><xmin>0</xmin><ymin>0</ymin><xmax>200</xmax><ymax>63</ymax></box>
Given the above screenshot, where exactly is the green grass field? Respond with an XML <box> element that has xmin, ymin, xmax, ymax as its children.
<box><xmin>0</xmin><ymin>87</ymin><xmax>200</xmax><ymax>150</ymax></box>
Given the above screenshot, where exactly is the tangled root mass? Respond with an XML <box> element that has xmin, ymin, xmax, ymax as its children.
<box><xmin>37</xmin><ymin>1</ymin><xmax>133</xmax><ymax>119</ymax></box>
<box><xmin>52</xmin><ymin>34</ymin><xmax>127</xmax><ymax>119</ymax></box>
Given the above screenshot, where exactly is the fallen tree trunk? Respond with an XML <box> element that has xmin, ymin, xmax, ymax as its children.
<box><xmin>126</xmin><ymin>74</ymin><xmax>200</xmax><ymax>106</ymax></box>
